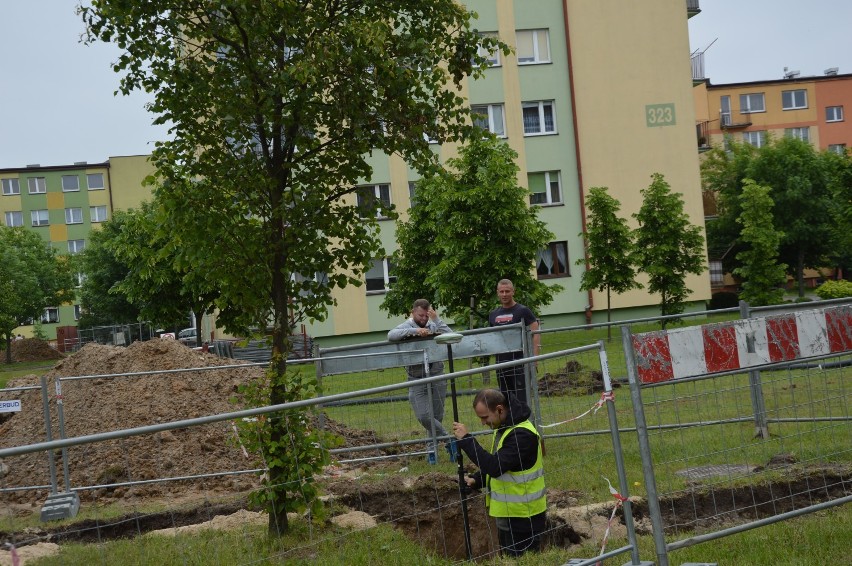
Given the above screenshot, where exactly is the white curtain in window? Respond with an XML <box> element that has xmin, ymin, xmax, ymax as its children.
<box><xmin>537</xmin><ymin>247</ymin><xmax>554</xmax><ymax>274</ymax></box>
<box><xmin>555</xmin><ymin>243</ymin><xmax>567</xmax><ymax>272</ymax></box>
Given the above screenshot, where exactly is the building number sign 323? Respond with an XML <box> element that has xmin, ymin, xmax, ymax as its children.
<box><xmin>646</xmin><ymin>103</ymin><xmax>676</xmax><ymax>127</ymax></box>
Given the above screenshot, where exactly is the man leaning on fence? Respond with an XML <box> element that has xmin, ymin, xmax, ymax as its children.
<box><xmin>388</xmin><ymin>298</ymin><xmax>458</xmax><ymax>463</ymax></box>
<box><xmin>488</xmin><ymin>278</ymin><xmax>540</xmax><ymax>406</ymax></box>
<box><xmin>452</xmin><ymin>388</ymin><xmax>546</xmax><ymax>557</ymax></box>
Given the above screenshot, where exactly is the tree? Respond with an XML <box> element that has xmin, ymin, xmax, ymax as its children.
<box><xmin>382</xmin><ymin>135</ymin><xmax>559</xmax><ymax>326</ymax></box>
<box><xmin>0</xmin><ymin>227</ymin><xmax>75</xmax><ymax>364</ymax></box>
<box><xmin>702</xmin><ymin>136</ymin><xmax>841</xmax><ymax>296</ymax></box>
<box><xmin>78</xmin><ymin>211</ymin><xmax>143</xmax><ymax>328</ymax></box>
<box><xmin>577</xmin><ymin>186</ymin><xmax>641</xmax><ymax>340</ymax></box>
<box><xmin>633</xmin><ymin>173</ymin><xmax>705</xmax><ymax>326</ymax></box>
<box><xmin>732</xmin><ymin>179</ymin><xmax>787</xmax><ymax>306</ymax></box>
<box><xmin>81</xmin><ymin>0</ymin><xmax>504</xmax><ymax>534</ymax></box>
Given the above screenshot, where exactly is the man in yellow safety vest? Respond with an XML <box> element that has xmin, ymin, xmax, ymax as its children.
<box><xmin>452</xmin><ymin>388</ymin><xmax>546</xmax><ymax>556</ymax></box>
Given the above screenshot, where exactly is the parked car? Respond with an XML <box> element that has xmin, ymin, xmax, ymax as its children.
<box><xmin>178</xmin><ymin>327</ymin><xmax>198</xmax><ymax>346</ymax></box>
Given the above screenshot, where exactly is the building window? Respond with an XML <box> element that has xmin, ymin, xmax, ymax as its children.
<box><xmin>528</xmin><ymin>171</ymin><xmax>562</xmax><ymax>205</ymax></box>
<box><xmin>516</xmin><ymin>29</ymin><xmax>550</xmax><ymax>64</ymax></box>
<box><xmin>68</xmin><ymin>239</ymin><xmax>86</xmax><ymax>254</ymax></box>
<box><xmin>828</xmin><ymin>144</ymin><xmax>847</xmax><ymax>155</ymax></box>
<box><xmin>90</xmin><ymin>205</ymin><xmax>108</xmax><ymax>223</ymax></box>
<box><xmin>28</xmin><ymin>177</ymin><xmax>47</xmax><ymax>194</ymax></box>
<box><xmin>61</xmin><ymin>175</ymin><xmax>80</xmax><ymax>192</ymax></box>
<box><xmin>74</xmin><ymin>305</ymin><xmax>82</xmax><ymax>320</ymax></box>
<box><xmin>31</xmin><ymin>209</ymin><xmax>49</xmax><ymax>227</ymax></box>
<box><xmin>408</xmin><ymin>181</ymin><xmax>418</xmax><ymax>207</ymax></box>
<box><xmin>826</xmin><ymin>106</ymin><xmax>844</xmax><ymax>122</ymax></box>
<box><xmin>471</xmin><ymin>104</ymin><xmax>506</xmax><ymax>137</ymax></box>
<box><xmin>739</xmin><ymin>93</ymin><xmax>765</xmax><ymax>114</ymax></box>
<box><xmin>743</xmin><ymin>130</ymin><xmax>766</xmax><ymax>148</ymax></box>
<box><xmin>365</xmin><ymin>258</ymin><xmax>395</xmax><ymax>293</ymax></box>
<box><xmin>536</xmin><ymin>241</ymin><xmax>569</xmax><ymax>279</ymax></box>
<box><xmin>709</xmin><ymin>260</ymin><xmax>724</xmax><ymax>286</ymax></box>
<box><xmin>522</xmin><ymin>101</ymin><xmax>556</xmax><ymax>135</ymax></box>
<box><xmin>477</xmin><ymin>32</ymin><xmax>500</xmax><ymax>67</ymax></box>
<box><xmin>87</xmin><ymin>173</ymin><xmax>105</xmax><ymax>190</ymax></box>
<box><xmin>720</xmin><ymin>95</ymin><xmax>732</xmax><ymax>126</ymax></box>
<box><xmin>4</xmin><ymin>211</ymin><xmax>23</xmax><ymax>227</ymax></box>
<box><xmin>356</xmin><ymin>184</ymin><xmax>391</xmax><ymax>219</ymax></box>
<box><xmin>2</xmin><ymin>178</ymin><xmax>20</xmax><ymax>195</ymax></box>
<box><xmin>785</xmin><ymin>127</ymin><xmax>810</xmax><ymax>142</ymax></box>
<box><xmin>781</xmin><ymin>89</ymin><xmax>807</xmax><ymax>110</ymax></box>
<box><xmin>291</xmin><ymin>271</ymin><xmax>328</xmax><ymax>297</ymax></box>
<box><xmin>65</xmin><ymin>207</ymin><xmax>83</xmax><ymax>224</ymax></box>
<box><xmin>41</xmin><ymin>308</ymin><xmax>59</xmax><ymax>324</ymax></box>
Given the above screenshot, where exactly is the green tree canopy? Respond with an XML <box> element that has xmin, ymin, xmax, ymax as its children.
<box><xmin>81</xmin><ymin>0</ymin><xmax>505</xmax><ymax>533</ymax></box>
<box><xmin>577</xmin><ymin>186</ymin><xmax>640</xmax><ymax>338</ymax></box>
<box><xmin>0</xmin><ymin>227</ymin><xmax>75</xmax><ymax>363</ymax></box>
<box><xmin>633</xmin><ymin>173</ymin><xmax>705</xmax><ymax>325</ymax></box>
<box><xmin>382</xmin><ymin>135</ymin><xmax>559</xmax><ymax>326</ymax></box>
<box><xmin>702</xmin><ymin>136</ymin><xmax>843</xmax><ymax>295</ymax></box>
<box><xmin>733</xmin><ymin>179</ymin><xmax>787</xmax><ymax>306</ymax></box>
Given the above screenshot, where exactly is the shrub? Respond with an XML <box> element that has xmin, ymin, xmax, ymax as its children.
<box><xmin>708</xmin><ymin>292</ymin><xmax>739</xmax><ymax>310</ymax></box>
<box><xmin>814</xmin><ymin>279</ymin><xmax>852</xmax><ymax>300</ymax></box>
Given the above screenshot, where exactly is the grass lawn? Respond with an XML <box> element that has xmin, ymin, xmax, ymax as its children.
<box><xmin>0</xmin><ymin>360</ymin><xmax>56</xmax><ymax>389</ymax></box>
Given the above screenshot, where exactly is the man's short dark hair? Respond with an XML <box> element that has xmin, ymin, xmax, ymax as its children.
<box><xmin>496</xmin><ymin>278</ymin><xmax>514</xmax><ymax>289</ymax></box>
<box><xmin>412</xmin><ymin>298</ymin><xmax>431</xmax><ymax>311</ymax></box>
<box><xmin>473</xmin><ymin>388</ymin><xmax>507</xmax><ymax>411</ymax></box>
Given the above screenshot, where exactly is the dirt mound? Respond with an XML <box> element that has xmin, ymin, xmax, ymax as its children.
<box><xmin>8</xmin><ymin>338</ymin><xmax>64</xmax><ymax>363</ymax></box>
<box><xmin>0</xmin><ymin>339</ymin><xmax>393</xmax><ymax>507</ymax></box>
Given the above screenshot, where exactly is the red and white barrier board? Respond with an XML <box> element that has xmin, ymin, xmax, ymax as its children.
<box><xmin>632</xmin><ymin>305</ymin><xmax>852</xmax><ymax>384</ymax></box>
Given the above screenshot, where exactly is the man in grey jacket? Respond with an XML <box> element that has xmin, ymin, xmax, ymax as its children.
<box><xmin>388</xmin><ymin>298</ymin><xmax>457</xmax><ymax>462</ymax></box>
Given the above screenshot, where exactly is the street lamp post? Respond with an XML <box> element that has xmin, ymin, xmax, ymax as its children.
<box><xmin>435</xmin><ymin>332</ymin><xmax>472</xmax><ymax>560</ymax></box>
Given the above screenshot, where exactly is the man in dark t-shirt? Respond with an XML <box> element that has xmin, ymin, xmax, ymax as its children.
<box><xmin>488</xmin><ymin>279</ymin><xmax>540</xmax><ymax>406</ymax></box>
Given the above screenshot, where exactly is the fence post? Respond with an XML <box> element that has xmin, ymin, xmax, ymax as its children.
<box><xmin>55</xmin><ymin>379</ymin><xmax>71</xmax><ymax>492</ymax></box>
<box><xmin>40</xmin><ymin>376</ymin><xmax>58</xmax><ymax>494</ymax></box>
<box><xmin>739</xmin><ymin>301</ymin><xmax>770</xmax><ymax>439</ymax></box>
<box><xmin>598</xmin><ymin>341</ymin><xmax>642</xmax><ymax>565</ymax></box>
<box><xmin>621</xmin><ymin>325</ymin><xmax>670</xmax><ymax>566</ymax></box>
<box><xmin>526</xmin><ymin>326</ymin><xmax>543</xmax><ymax>429</ymax></box>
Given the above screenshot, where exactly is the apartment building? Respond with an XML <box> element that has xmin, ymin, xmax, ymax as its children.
<box><xmin>0</xmin><ymin>156</ymin><xmax>155</xmax><ymax>341</ymax></box>
<box><xmin>309</xmin><ymin>0</ymin><xmax>710</xmax><ymax>345</ymax></box>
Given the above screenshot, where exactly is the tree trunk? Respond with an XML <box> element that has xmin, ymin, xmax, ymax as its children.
<box><xmin>4</xmin><ymin>334</ymin><xmax>11</xmax><ymax>365</ymax></box>
<box><xmin>797</xmin><ymin>251</ymin><xmax>806</xmax><ymax>298</ymax></box>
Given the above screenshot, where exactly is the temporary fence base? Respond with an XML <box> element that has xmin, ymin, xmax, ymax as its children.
<box><xmin>39</xmin><ymin>491</ymin><xmax>80</xmax><ymax>521</ymax></box>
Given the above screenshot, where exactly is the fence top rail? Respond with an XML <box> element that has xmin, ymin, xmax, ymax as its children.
<box><xmin>626</xmin><ymin>303</ymin><xmax>852</xmax><ymax>384</ymax></box>
<box><xmin>537</xmin><ymin>307</ymin><xmax>740</xmax><ymax>335</ymax></box>
<box><xmin>0</xmin><ymin>342</ymin><xmax>600</xmax><ymax>459</ymax></box>
<box><xmin>0</xmin><ymin>385</ymin><xmax>41</xmax><ymax>393</ymax></box>
<box><xmin>317</xmin><ymin>323</ymin><xmax>526</xmax><ymax>376</ymax></box>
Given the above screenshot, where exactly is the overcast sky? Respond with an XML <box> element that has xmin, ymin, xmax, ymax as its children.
<box><xmin>2</xmin><ymin>1</ymin><xmax>851</xmax><ymax>168</ymax></box>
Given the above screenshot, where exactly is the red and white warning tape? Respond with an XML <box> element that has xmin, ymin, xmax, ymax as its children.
<box><xmin>597</xmin><ymin>476</ymin><xmax>628</xmax><ymax>564</ymax></box>
<box><xmin>540</xmin><ymin>391</ymin><xmax>614</xmax><ymax>429</ymax></box>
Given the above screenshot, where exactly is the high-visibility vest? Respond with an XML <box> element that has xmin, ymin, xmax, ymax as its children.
<box><xmin>485</xmin><ymin>420</ymin><xmax>546</xmax><ymax>518</ymax></box>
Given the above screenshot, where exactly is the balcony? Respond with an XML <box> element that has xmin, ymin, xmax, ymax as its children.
<box><xmin>696</xmin><ymin>121</ymin><xmax>711</xmax><ymax>152</ymax></box>
<box><xmin>687</xmin><ymin>0</ymin><xmax>701</xmax><ymax>18</ymax></box>
<box><xmin>691</xmin><ymin>51</ymin><xmax>705</xmax><ymax>83</ymax></box>
<box><xmin>719</xmin><ymin>111</ymin><xmax>751</xmax><ymax>130</ymax></box>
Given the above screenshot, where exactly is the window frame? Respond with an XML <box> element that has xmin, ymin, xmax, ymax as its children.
<box><xmin>785</xmin><ymin>126</ymin><xmax>810</xmax><ymax>142</ymax></box>
<box><xmin>31</xmin><ymin>209</ymin><xmax>49</xmax><ymax>227</ymax></box>
<box><xmin>743</xmin><ymin>130</ymin><xmax>766</xmax><ymax>148</ymax></box>
<box><xmin>41</xmin><ymin>307</ymin><xmax>60</xmax><ymax>324</ymax></box>
<box><xmin>739</xmin><ymin>93</ymin><xmax>765</xmax><ymax>114</ymax></box>
<box><xmin>471</xmin><ymin>103</ymin><xmax>506</xmax><ymax>137</ymax></box>
<box><xmin>61</xmin><ymin>175</ymin><xmax>80</xmax><ymax>192</ymax></box>
<box><xmin>528</xmin><ymin>171</ymin><xmax>563</xmax><ymax>206</ymax></box>
<box><xmin>522</xmin><ymin>100</ymin><xmax>557</xmax><ymax>136</ymax></box>
<box><xmin>2</xmin><ymin>178</ymin><xmax>20</xmax><ymax>195</ymax></box>
<box><xmin>536</xmin><ymin>241</ymin><xmax>570</xmax><ymax>279</ymax></box>
<box><xmin>356</xmin><ymin>183</ymin><xmax>392</xmax><ymax>219</ymax></box>
<box><xmin>781</xmin><ymin>89</ymin><xmax>807</xmax><ymax>110</ymax></box>
<box><xmin>74</xmin><ymin>305</ymin><xmax>82</xmax><ymax>321</ymax></box>
<box><xmin>90</xmin><ymin>205</ymin><xmax>108</xmax><ymax>223</ymax></box>
<box><xmin>365</xmin><ymin>258</ymin><xmax>395</xmax><ymax>294</ymax></box>
<box><xmin>476</xmin><ymin>31</ymin><xmax>501</xmax><ymax>67</ymax></box>
<box><xmin>826</xmin><ymin>106</ymin><xmax>844</xmax><ymax>122</ymax></box>
<box><xmin>4</xmin><ymin>211</ymin><xmax>23</xmax><ymax>227</ymax></box>
<box><xmin>65</xmin><ymin>207</ymin><xmax>83</xmax><ymax>225</ymax></box>
<box><xmin>67</xmin><ymin>239</ymin><xmax>86</xmax><ymax>254</ymax></box>
<box><xmin>86</xmin><ymin>173</ymin><xmax>105</xmax><ymax>190</ymax></box>
<box><xmin>828</xmin><ymin>144</ymin><xmax>847</xmax><ymax>155</ymax></box>
<box><xmin>28</xmin><ymin>177</ymin><xmax>47</xmax><ymax>194</ymax></box>
<box><xmin>709</xmin><ymin>260</ymin><xmax>725</xmax><ymax>286</ymax></box>
<box><xmin>515</xmin><ymin>29</ymin><xmax>551</xmax><ymax>65</ymax></box>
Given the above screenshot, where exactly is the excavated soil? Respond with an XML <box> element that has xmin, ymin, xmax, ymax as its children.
<box><xmin>5</xmin><ymin>338</ymin><xmax>64</xmax><ymax>363</ymax></box>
